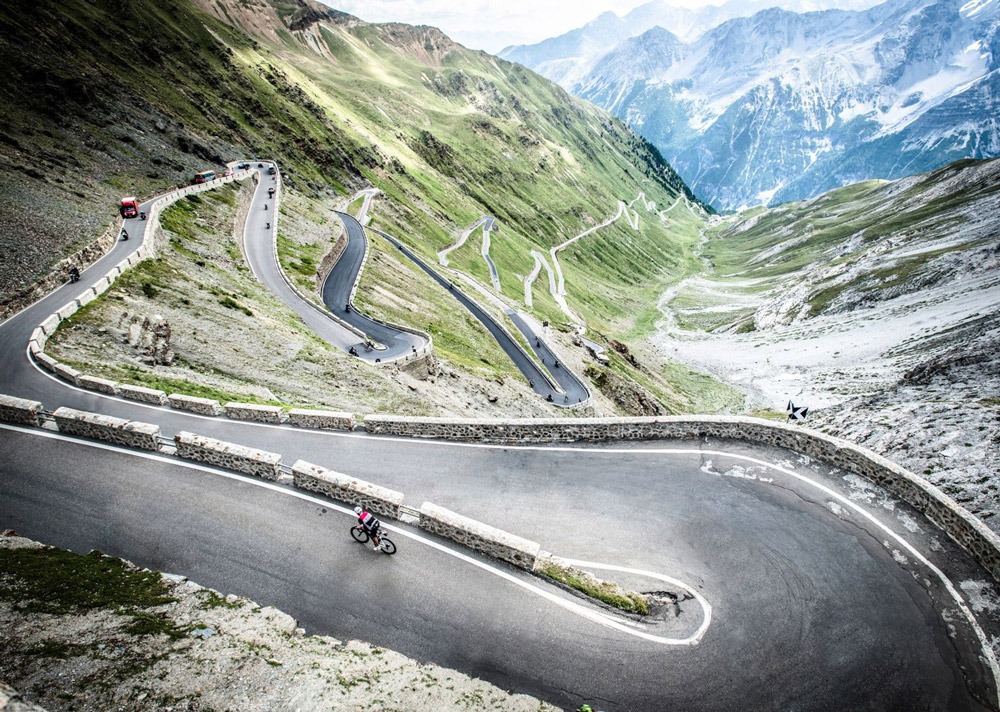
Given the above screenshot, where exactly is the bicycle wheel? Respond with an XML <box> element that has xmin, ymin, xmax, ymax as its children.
<box><xmin>379</xmin><ymin>537</ymin><xmax>397</xmax><ymax>555</ymax></box>
<box><xmin>351</xmin><ymin>526</ymin><xmax>369</xmax><ymax>543</ymax></box>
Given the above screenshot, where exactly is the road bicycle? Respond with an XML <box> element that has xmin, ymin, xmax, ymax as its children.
<box><xmin>350</xmin><ymin>525</ymin><xmax>396</xmax><ymax>555</ymax></box>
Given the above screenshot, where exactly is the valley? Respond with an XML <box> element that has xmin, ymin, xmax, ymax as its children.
<box><xmin>651</xmin><ymin>157</ymin><xmax>1000</xmax><ymax>526</ymax></box>
<box><xmin>1</xmin><ymin>0</ymin><xmax>1000</xmax><ymax>710</ymax></box>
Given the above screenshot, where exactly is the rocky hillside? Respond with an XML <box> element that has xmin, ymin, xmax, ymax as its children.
<box><xmin>649</xmin><ymin>156</ymin><xmax>1000</xmax><ymax>529</ymax></box>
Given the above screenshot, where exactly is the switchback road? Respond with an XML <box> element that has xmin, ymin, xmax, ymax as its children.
<box><xmin>1</xmin><ymin>167</ymin><xmax>999</xmax><ymax>710</ymax></box>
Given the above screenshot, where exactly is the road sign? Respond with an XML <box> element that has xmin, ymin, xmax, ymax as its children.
<box><xmin>787</xmin><ymin>400</ymin><xmax>809</xmax><ymax>421</ymax></box>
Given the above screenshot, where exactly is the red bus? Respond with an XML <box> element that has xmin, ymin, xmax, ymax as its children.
<box><xmin>119</xmin><ymin>197</ymin><xmax>139</xmax><ymax>218</ymax></box>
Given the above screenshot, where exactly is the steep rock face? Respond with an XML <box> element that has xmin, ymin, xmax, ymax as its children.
<box><xmin>532</xmin><ymin>0</ymin><xmax>1000</xmax><ymax>210</ymax></box>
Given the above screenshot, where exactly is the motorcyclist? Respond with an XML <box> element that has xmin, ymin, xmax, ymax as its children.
<box><xmin>354</xmin><ymin>506</ymin><xmax>382</xmax><ymax>550</ymax></box>
<box><xmin>120</xmin><ymin>228</ymin><xmax>128</xmax><ymax>240</ymax></box>
<box><xmin>69</xmin><ymin>266</ymin><xmax>80</xmax><ymax>283</ymax></box>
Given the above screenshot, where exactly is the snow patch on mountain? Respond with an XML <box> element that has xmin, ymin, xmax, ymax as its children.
<box><xmin>511</xmin><ymin>0</ymin><xmax>1000</xmax><ymax>210</ymax></box>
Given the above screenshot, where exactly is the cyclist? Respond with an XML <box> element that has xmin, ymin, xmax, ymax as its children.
<box><xmin>354</xmin><ymin>506</ymin><xmax>382</xmax><ymax>550</ymax></box>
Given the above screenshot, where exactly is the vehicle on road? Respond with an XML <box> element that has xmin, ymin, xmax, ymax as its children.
<box><xmin>193</xmin><ymin>170</ymin><xmax>216</xmax><ymax>184</ymax></box>
<box><xmin>351</xmin><ymin>525</ymin><xmax>396</xmax><ymax>554</ymax></box>
<box><xmin>267</xmin><ymin>165</ymin><xmax>276</xmax><ymax>175</ymax></box>
<box><xmin>237</xmin><ymin>162</ymin><xmax>250</xmax><ymax>170</ymax></box>
<box><xmin>223</xmin><ymin>168</ymin><xmax>234</xmax><ymax>177</ymax></box>
<box><xmin>119</xmin><ymin>197</ymin><xmax>139</xmax><ymax>218</ymax></box>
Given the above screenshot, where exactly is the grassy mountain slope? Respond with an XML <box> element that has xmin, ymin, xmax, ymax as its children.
<box><xmin>1</xmin><ymin>0</ymin><xmax>713</xmax><ymax>415</ymax></box>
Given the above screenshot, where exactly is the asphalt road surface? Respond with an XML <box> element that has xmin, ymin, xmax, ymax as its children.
<box><xmin>2</xmin><ymin>170</ymin><xmax>999</xmax><ymax>711</ymax></box>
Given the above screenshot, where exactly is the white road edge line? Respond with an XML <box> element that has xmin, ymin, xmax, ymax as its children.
<box><xmin>0</xmin><ymin>423</ymin><xmax>709</xmax><ymax>646</ymax></box>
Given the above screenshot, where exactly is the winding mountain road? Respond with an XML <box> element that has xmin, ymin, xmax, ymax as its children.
<box><xmin>2</xmin><ymin>169</ymin><xmax>1000</xmax><ymax>711</ymax></box>
<box><xmin>372</xmin><ymin>227</ymin><xmax>590</xmax><ymax>404</ymax></box>
<box><xmin>319</xmin><ymin>211</ymin><xmax>426</xmax><ymax>361</ymax></box>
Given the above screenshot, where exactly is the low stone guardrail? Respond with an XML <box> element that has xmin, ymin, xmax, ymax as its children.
<box><xmin>75</xmin><ymin>289</ymin><xmax>97</xmax><ymax>309</ymax></box>
<box><xmin>52</xmin><ymin>406</ymin><xmax>161</xmax><ymax>451</ymax></box>
<box><xmin>34</xmin><ymin>352</ymin><xmax>58</xmax><ymax>373</ymax></box>
<box><xmin>40</xmin><ymin>315</ymin><xmax>60</xmax><ymax>337</ymax></box>
<box><xmin>288</xmin><ymin>409</ymin><xmax>354</xmax><ymax>430</ymax></box>
<box><xmin>418</xmin><ymin>502</ymin><xmax>540</xmax><ymax>571</ymax></box>
<box><xmin>0</xmin><ymin>394</ymin><xmax>44</xmax><ymax>427</ymax></box>
<box><xmin>225</xmin><ymin>402</ymin><xmax>286</xmax><ymax>424</ymax></box>
<box><xmin>29</xmin><ymin>328</ymin><xmax>46</xmax><ymax>351</ymax></box>
<box><xmin>5</xmin><ymin>389</ymin><xmax>1000</xmax><ymax>583</ymax></box>
<box><xmin>292</xmin><ymin>460</ymin><xmax>403</xmax><ymax>519</ymax></box>
<box><xmin>168</xmin><ymin>394</ymin><xmax>224</xmax><ymax>417</ymax></box>
<box><xmin>79</xmin><ymin>375</ymin><xmax>120</xmax><ymax>395</ymax></box>
<box><xmin>56</xmin><ymin>302</ymin><xmax>78</xmax><ymax>322</ymax></box>
<box><xmin>52</xmin><ymin>362</ymin><xmax>81</xmax><ymax>387</ymax></box>
<box><xmin>174</xmin><ymin>431</ymin><xmax>281</xmax><ymax>481</ymax></box>
<box><xmin>120</xmin><ymin>384</ymin><xmax>169</xmax><ymax>406</ymax></box>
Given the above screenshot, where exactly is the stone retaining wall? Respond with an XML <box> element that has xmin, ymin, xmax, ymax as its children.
<box><xmin>52</xmin><ymin>407</ymin><xmax>161</xmax><ymax>451</ymax></box>
<box><xmin>315</xmin><ymin>224</ymin><xmax>348</xmax><ymax>292</ymax></box>
<box><xmin>0</xmin><ymin>394</ymin><xmax>43</xmax><ymax>427</ymax></box>
<box><xmin>168</xmin><ymin>394</ymin><xmax>223</xmax><ymax>417</ymax></box>
<box><xmin>292</xmin><ymin>460</ymin><xmax>403</xmax><ymax>519</ymax></box>
<box><xmin>0</xmin><ymin>218</ymin><xmax>119</xmax><ymax>321</ymax></box>
<box><xmin>174</xmin><ymin>431</ymin><xmax>281</xmax><ymax>481</ymax></box>
<box><xmin>418</xmin><ymin>502</ymin><xmax>540</xmax><ymax>570</ymax></box>
<box><xmin>288</xmin><ymin>409</ymin><xmax>355</xmax><ymax>430</ymax></box>
<box><xmin>224</xmin><ymin>402</ymin><xmax>286</xmax><ymax>424</ymax></box>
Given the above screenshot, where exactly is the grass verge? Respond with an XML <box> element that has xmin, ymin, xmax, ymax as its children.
<box><xmin>537</xmin><ymin>561</ymin><xmax>649</xmax><ymax>615</ymax></box>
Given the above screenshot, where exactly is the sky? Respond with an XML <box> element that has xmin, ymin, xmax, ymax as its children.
<box><xmin>322</xmin><ymin>0</ymin><xmax>655</xmax><ymax>53</ymax></box>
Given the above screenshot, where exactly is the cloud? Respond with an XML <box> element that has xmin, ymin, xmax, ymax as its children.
<box><xmin>321</xmin><ymin>0</ymin><xmax>649</xmax><ymax>52</ymax></box>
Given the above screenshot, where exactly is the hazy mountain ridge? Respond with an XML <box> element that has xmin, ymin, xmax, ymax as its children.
<box><xmin>506</xmin><ymin>0</ymin><xmax>1000</xmax><ymax>210</ymax></box>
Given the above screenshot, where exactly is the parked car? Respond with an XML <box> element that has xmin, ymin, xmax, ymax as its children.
<box><xmin>119</xmin><ymin>197</ymin><xmax>139</xmax><ymax>219</ymax></box>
